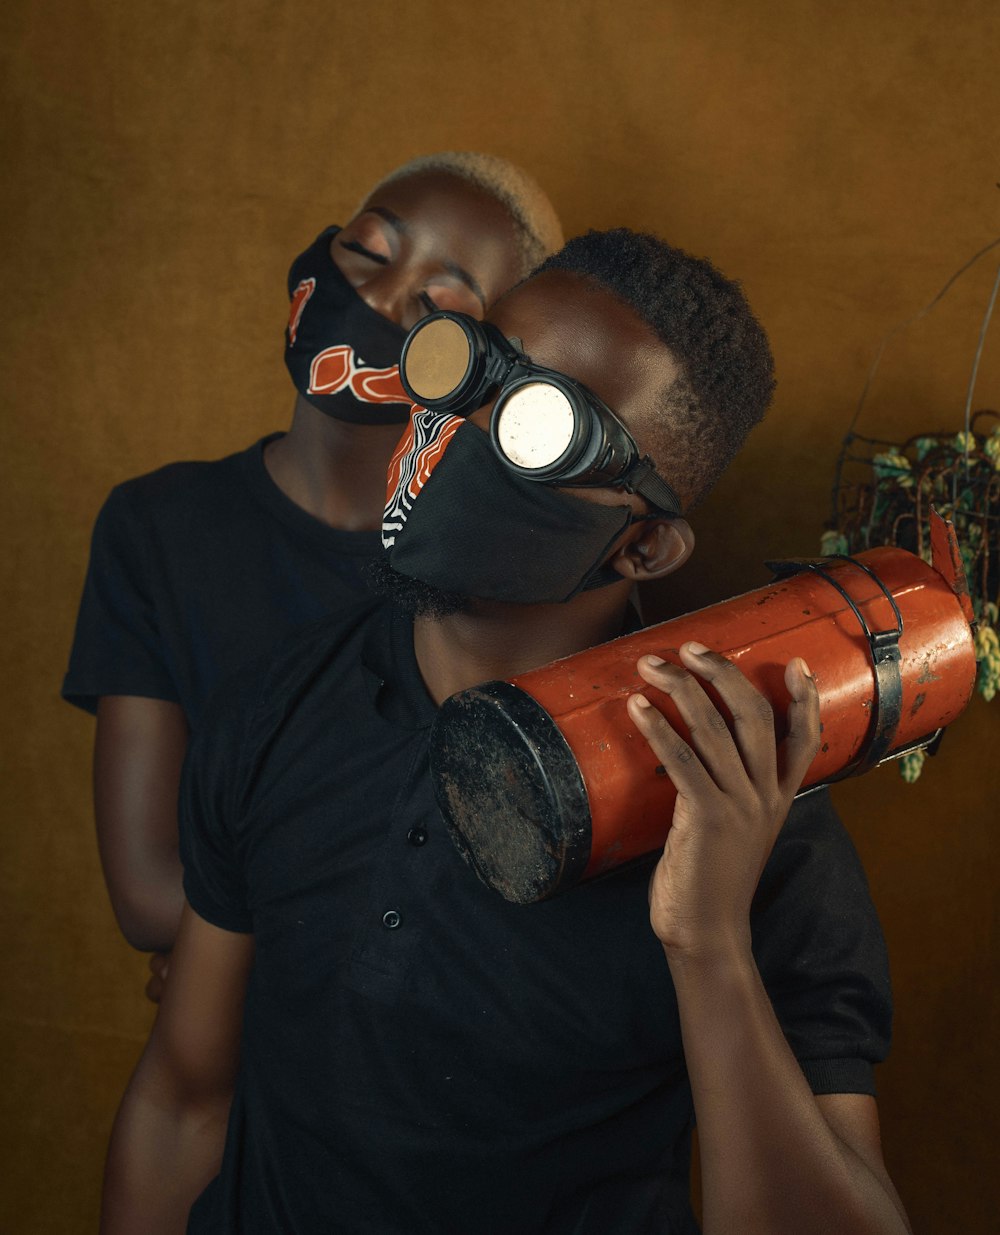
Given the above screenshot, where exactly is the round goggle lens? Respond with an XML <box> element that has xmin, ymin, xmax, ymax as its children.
<box><xmin>402</xmin><ymin>317</ymin><xmax>472</xmax><ymax>402</ymax></box>
<box><xmin>495</xmin><ymin>382</ymin><xmax>576</xmax><ymax>470</ymax></box>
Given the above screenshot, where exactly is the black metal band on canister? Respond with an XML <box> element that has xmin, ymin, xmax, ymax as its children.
<box><xmin>765</xmin><ymin>555</ymin><xmax>904</xmax><ymax>771</ymax></box>
<box><xmin>429</xmin><ymin>680</ymin><xmax>592</xmax><ymax>904</ymax></box>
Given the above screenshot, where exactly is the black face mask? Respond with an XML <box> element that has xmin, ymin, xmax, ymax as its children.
<box><xmin>284</xmin><ymin>226</ymin><xmax>412</xmax><ymax>425</ymax></box>
<box><xmin>382</xmin><ymin>408</ymin><xmax>643</xmax><ymax>604</ymax></box>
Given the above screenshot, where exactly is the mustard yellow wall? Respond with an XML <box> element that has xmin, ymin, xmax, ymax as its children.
<box><xmin>2</xmin><ymin>1</ymin><xmax>997</xmax><ymax>1230</ymax></box>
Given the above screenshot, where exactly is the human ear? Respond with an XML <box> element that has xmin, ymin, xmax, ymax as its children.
<box><xmin>610</xmin><ymin>518</ymin><xmax>694</xmax><ymax>582</ymax></box>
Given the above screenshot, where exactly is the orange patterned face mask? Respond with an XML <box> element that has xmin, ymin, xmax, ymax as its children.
<box><xmin>284</xmin><ymin>226</ymin><xmax>412</xmax><ymax>425</ymax></box>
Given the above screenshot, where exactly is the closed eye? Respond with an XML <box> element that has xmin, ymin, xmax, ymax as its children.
<box><xmin>339</xmin><ymin>239</ymin><xmax>388</xmax><ymax>266</ymax></box>
<box><xmin>418</xmin><ymin>291</ymin><xmax>440</xmax><ymax>316</ymax></box>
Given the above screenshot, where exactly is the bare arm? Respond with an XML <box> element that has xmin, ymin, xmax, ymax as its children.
<box><xmin>94</xmin><ymin>695</ymin><xmax>190</xmax><ymax>952</ymax></box>
<box><xmin>628</xmin><ymin>646</ymin><xmax>911</xmax><ymax>1235</ymax></box>
<box><xmin>670</xmin><ymin>951</ymin><xmax>910</xmax><ymax>1234</ymax></box>
<box><xmin>101</xmin><ymin>903</ymin><xmax>254</xmax><ymax>1234</ymax></box>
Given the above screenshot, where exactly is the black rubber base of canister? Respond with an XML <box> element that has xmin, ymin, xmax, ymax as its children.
<box><xmin>429</xmin><ymin>681</ymin><xmax>592</xmax><ymax>905</ymax></box>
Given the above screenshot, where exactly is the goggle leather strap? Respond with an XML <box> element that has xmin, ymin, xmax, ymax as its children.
<box><xmin>621</xmin><ymin>457</ymin><xmax>682</xmax><ymax>517</ymax></box>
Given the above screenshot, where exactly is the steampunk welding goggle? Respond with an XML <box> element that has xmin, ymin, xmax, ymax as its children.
<box><xmin>399</xmin><ymin>310</ymin><xmax>683</xmax><ymax>516</ymax></box>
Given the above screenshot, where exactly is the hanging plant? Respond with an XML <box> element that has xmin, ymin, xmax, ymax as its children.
<box><xmin>825</xmin><ymin>413</ymin><xmax>1000</xmax><ymax>719</ymax></box>
<box><xmin>823</xmin><ymin>237</ymin><xmax>1000</xmax><ymax>781</ymax></box>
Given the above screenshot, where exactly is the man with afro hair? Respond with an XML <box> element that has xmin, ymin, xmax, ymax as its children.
<box><xmin>102</xmin><ymin>228</ymin><xmax>910</xmax><ymax>1235</ymax></box>
<box><xmin>537</xmin><ymin>227</ymin><xmax>775</xmax><ymax>508</ymax></box>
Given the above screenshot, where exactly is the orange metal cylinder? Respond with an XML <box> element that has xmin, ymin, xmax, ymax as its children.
<box><xmin>431</xmin><ymin>514</ymin><xmax>978</xmax><ymax>904</ymax></box>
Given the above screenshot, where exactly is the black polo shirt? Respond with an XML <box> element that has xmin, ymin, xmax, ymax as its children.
<box><xmin>181</xmin><ymin>598</ymin><xmax>892</xmax><ymax>1235</ymax></box>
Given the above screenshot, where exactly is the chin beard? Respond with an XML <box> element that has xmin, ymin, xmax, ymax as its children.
<box><xmin>365</xmin><ymin>556</ymin><xmax>470</xmax><ymax>620</ymax></box>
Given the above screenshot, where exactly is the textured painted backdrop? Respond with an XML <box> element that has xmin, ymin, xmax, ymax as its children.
<box><xmin>2</xmin><ymin>1</ymin><xmax>997</xmax><ymax>1230</ymax></box>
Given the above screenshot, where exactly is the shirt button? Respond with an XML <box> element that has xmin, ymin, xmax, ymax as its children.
<box><xmin>406</xmin><ymin>827</ymin><xmax>428</xmax><ymax>847</ymax></box>
<box><xmin>382</xmin><ymin>909</ymin><xmax>402</xmax><ymax>930</ymax></box>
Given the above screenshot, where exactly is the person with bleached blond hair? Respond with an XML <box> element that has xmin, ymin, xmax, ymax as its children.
<box><xmin>62</xmin><ymin>152</ymin><xmax>562</xmax><ymax>973</ymax></box>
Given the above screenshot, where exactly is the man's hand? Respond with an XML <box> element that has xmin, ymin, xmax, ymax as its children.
<box><xmin>628</xmin><ymin>646</ymin><xmax>912</xmax><ymax>1233</ymax></box>
<box><xmin>626</xmin><ymin>641</ymin><xmax>820</xmax><ymax>960</ymax></box>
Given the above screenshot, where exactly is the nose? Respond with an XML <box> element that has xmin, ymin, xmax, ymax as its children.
<box><xmin>466</xmin><ymin>400</ymin><xmax>497</xmax><ymax>432</ymax></box>
<box><xmin>355</xmin><ymin>268</ymin><xmax>411</xmax><ymax>326</ymax></box>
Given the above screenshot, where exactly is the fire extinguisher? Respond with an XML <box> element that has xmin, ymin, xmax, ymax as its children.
<box><xmin>430</xmin><ymin>511</ymin><xmax>978</xmax><ymax>904</ymax></box>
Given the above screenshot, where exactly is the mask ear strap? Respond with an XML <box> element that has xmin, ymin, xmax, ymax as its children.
<box><xmin>576</xmin><ymin>507</ymin><xmax>665</xmax><ymax>593</ymax></box>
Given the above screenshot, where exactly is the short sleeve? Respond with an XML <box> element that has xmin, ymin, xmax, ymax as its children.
<box><xmin>62</xmin><ymin>484</ymin><xmax>179</xmax><ymax>713</ymax></box>
<box><xmin>178</xmin><ymin>680</ymin><xmax>256</xmax><ymax>934</ymax></box>
<box><xmin>750</xmin><ymin>790</ymin><xmax>893</xmax><ymax>1097</ymax></box>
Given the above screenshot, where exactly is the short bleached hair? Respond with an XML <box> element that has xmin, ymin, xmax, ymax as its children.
<box><xmin>360</xmin><ymin>151</ymin><xmax>564</xmax><ymax>278</ymax></box>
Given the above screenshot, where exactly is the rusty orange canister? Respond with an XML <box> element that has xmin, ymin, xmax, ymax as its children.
<box><xmin>430</xmin><ymin>513</ymin><xmax>978</xmax><ymax>904</ymax></box>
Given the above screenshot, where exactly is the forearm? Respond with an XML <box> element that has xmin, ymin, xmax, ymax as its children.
<box><xmin>94</xmin><ymin>694</ymin><xmax>190</xmax><ymax>953</ymax></box>
<box><xmin>101</xmin><ymin>1051</ymin><xmax>231</xmax><ymax>1235</ymax></box>
<box><xmin>109</xmin><ymin>845</ymin><xmax>186</xmax><ymax>954</ymax></box>
<box><xmin>669</xmin><ymin>947</ymin><xmax>910</xmax><ymax>1235</ymax></box>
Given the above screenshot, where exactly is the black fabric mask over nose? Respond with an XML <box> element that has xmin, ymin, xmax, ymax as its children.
<box><xmin>382</xmin><ymin>409</ymin><xmax>637</xmax><ymax>604</ymax></box>
<box><xmin>284</xmin><ymin>226</ymin><xmax>412</xmax><ymax>425</ymax></box>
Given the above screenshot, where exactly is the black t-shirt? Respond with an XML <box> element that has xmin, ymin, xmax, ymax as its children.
<box><xmin>181</xmin><ymin>599</ymin><xmax>893</xmax><ymax>1235</ymax></box>
<box><xmin>61</xmin><ymin>435</ymin><xmax>382</xmax><ymax>727</ymax></box>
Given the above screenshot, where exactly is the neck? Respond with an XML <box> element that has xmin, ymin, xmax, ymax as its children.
<box><xmin>264</xmin><ymin>395</ymin><xmax>407</xmax><ymax>531</ymax></box>
<box><xmin>413</xmin><ymin>582</ymin><xmax>634</xmax><ymax>705</ymax></box>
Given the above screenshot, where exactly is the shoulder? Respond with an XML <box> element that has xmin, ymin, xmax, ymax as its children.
<box><xmin>98</xmin><ymin>439</ymin><xmax>268</xmax><ymax>527</ymax></box>
<box><xmin>752</xmin><ymin>788</ymin><xmax>883</xmax><ymax>943</ymax></box>
<box><xmin>752</xmin><ymin>788</ymin><xmax>892</xmax><ymax>1047</ymax></box>
<box><xmin>182</xmin><ymin>596</ymin><xmax>390</xmax><ymax>841</ymax></box>
<box><xmin>758</xmin><ymin>788</ymin><xmax>872</xmax><ymax>904</ymax></box>
<box><xmin>194</xmin><ymin>595</ymin><xmax>390</xmax><ymax>755</ymax></box>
